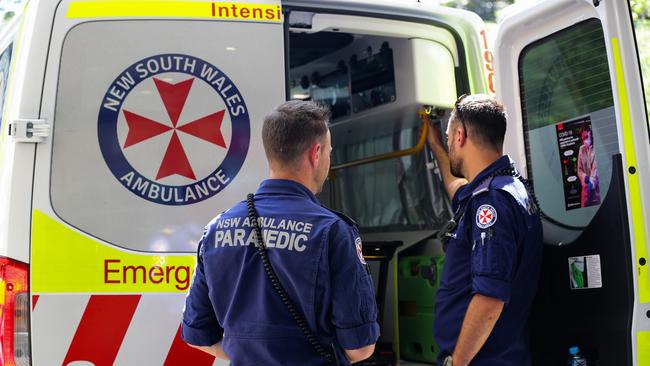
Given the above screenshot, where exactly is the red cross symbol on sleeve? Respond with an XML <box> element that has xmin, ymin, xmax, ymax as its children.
<box><xmin>479</xmin><ymin>209</ymin><xmax>493</xmax><ymax>225</ymax></box>
<box><xmin>476</xmin><ymin>204</ymin><xmax>497</xmax><ymax>228</ymax></box>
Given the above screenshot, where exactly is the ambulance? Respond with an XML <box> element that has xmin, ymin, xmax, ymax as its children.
<box><xmin>0</xmin><ymin>0</ymin><xmax>648</xmax><ymax>365</ymax></box>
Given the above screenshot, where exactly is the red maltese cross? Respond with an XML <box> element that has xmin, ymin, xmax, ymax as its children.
<box><xmin>479</xmin><ymin>209</ymin><xmax>494</xmax><ymax>225</ymax></box>
<box><xmin>122</xmin><ymin>77</ymin><xmax>226</xmax><ymax>181</ymax></box>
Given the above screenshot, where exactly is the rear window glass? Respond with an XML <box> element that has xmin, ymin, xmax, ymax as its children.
<box><xmin>628</xmin><ymin>0</ymin><xmax>650</xmax><ymax>125</ymax></box>
<box><xmin>50</xmin><ymin>20</ymin><xmax>284</xmax><ymax>252</ymax></box>
<box><xmin>0</xmin><ymin>43</ymin><xmax>12</xmax><ymax>132</ymax></box>
<box><xmin>519</xmin><ymin>19</ymin><xmax>619</xmax><ymax>231</ymax></box>
<box><xmin>0</xmin><ymin>0</ymin><xmax>27</xmax><ymax>35</ymax></box>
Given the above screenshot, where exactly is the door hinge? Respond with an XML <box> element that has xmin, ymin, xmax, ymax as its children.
<box><xmin>8</xmin><ymin>119</ymin><xmax>49</xmax><ymax>143</ymax></box>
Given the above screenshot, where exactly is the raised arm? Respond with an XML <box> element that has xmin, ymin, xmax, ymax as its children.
<box><xmin>424</xmin><ymin>114</ymin><xmax>467</xmax><ymax>199</ymax></box>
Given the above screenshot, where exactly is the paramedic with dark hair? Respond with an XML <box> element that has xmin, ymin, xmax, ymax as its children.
<box><xmin>181</xmin><ymin>100</ymin><xmax>379</xmax><ymax>365</ymax></box>
<box><xmin>426</xmin><ymin>94</ymin><xmax>543</xmax><ymax>366</ymax></box>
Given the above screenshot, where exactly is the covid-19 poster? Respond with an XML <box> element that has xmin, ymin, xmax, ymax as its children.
<box><xmin>555</xmin><ymin>116</ymin><xmax>601</xmax><ymax>210</ymax></box>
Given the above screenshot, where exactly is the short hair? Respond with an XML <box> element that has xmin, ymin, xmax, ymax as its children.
<box><xmin>262</xmin><ymin>100</ymin><xmax>331</xmax><ymax>166</ymax></box>
<box><xmin>450</xmin><ymin>94</ymin><xmax>507</xmax><ymax>149</ymax></box>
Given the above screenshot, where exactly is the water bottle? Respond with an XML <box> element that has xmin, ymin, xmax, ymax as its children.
<box><xmin>567</xmin><ymin>346</ymin><xmax>588</xmax><ymax>366</ymax></box>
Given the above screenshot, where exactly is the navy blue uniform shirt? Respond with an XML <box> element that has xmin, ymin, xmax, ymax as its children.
<box><xmin>434</xmin><ymin>156</ymin><xmax>543</xmax><ymax>366</ymax></box>
<box><xmin>182</xmin><ymin>179</ymin><xmax>380</xmax><ymax>365</ymax></box>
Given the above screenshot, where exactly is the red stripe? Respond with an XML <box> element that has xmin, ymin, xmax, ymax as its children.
<box><xmin>32</xmin><ymin>295</ymin><xmax>39</xmax><ymax>310</ymax></box>
<box><xmin>63</xmin><ymin>295</ymin><xmax>141</xmax><ymax>366</ymax></box>
<box><xmin>163</xmin><ymin>325</ymin><xmax>215</xmax><ymax>366</ymax></box>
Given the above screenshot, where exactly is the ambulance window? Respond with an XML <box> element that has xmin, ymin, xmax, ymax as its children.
<box><xmin>628</xmin><ymin>1</ymin><xmax>650</xmax><ymax>124</ymax></box>
<box><xmin>50</xmin><ymin>20</ymin><xmax>284</xmax><ymax>252</ymax></box>
<box><xmin>0</xmin><ymin>1</ymin><xmax>27</xmax><ymax>35</ymax></box>
<box><xmin>519</xmin><ymin>19</ymin><xmax>618</xmax><ymax>232</ymax></box>
<box><xmin>0</xmin><ymin>43</ymin><xmax>12</xmax><ymax>132</ymax></box>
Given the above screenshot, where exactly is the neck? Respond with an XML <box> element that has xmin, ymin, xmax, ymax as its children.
<box><xmin>463</xmin><ymin>148</ymin><xmax>503</xmax><ymax>182</ymax></box>
<box><xmin>269</xmin><ymin>169</ymin><xmax>317</xmax><ymax>194</ymax></box>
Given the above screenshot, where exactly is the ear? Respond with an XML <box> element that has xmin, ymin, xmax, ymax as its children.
<box><xmin>307</xmin><ymin>142</ymin><xmax>322</xmax><ymax>169</ymax></box>
<box><xmin>455</xmin><ymin>124</ymin><xmax>468</xmax><ymax>147</ymax></box>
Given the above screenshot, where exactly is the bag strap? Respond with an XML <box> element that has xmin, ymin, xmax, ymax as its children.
<box><xmin>440</xmin><ymin>164</ymin><xmax>537</xmax><ymax>251</ymax></box>
<box><xmin>246</xmin><ymin>193</ymin><xmax>339</xmax><ymax>365</ymax></box>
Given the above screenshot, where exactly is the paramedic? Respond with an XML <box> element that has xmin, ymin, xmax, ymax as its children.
<box><xmin>426</xmin><ymin>94</ymin><xmax>543</xmax><ymax>366</ymax></box>
<box><xmin>181</xmin><ymin>100</ymin><xmax>379</xmax><ymax>365</ymax></box>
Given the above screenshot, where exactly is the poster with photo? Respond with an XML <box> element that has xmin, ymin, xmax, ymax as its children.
<box><xmin>568</xmin><ymin>255</ymin><xmax>602</xmax><ymax>290</ymax></box>
<box><xmin>555</xmin><ymin>116</ymin><xmax>601</xmax><ymax>210</ymax></box>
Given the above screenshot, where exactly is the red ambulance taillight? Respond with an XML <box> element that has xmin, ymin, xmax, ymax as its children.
<box><xmin>0</xmin><ymin>257</ymin><xmax>30</xmax><ymax>366</ymax></box>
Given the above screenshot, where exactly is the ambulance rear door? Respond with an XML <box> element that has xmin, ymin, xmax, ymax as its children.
<box><xmin>494</xmin><ymin>0</ymin><xmax>649</xmax><ymax>365</ymax></box>
<box><xmin>30</xmin><ymin>1</ymin><xmax>285</xmax><ymax>365</ymax></box>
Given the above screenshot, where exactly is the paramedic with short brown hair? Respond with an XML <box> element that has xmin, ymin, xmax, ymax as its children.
<box><xmin>181</xmin><ymin>100</ymin><xmax>379</xmax><ymax>365</ymax></box>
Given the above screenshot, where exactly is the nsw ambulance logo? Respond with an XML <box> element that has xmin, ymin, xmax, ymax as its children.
<box><xmin>355</xmin><ymin>237</ymin><xmax>366</xmax><ymax>265</ymax></box>
<box><xmin>98</xmin><ymin>54</ymin><xmax>249</xmax><ymax>205</ymax></box>
<box><xmin>476</xmin><ymin>204</ymin><xmax>497</xmax><ymax>229</ymax></box>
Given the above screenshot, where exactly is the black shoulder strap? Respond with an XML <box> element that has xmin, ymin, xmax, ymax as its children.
<box><xmin>440</xmin><ymin>164</ymin><xmax>539</xmax><ymax>251</ymax></box>
<box><xmin>246</xmin><ymin>194</ymin><xmax>339</xmax><ymax>365</ymax></box>
<box><xmin>472</xmin><ymin>164</ymin><xmax>540</xmax><ymax>214</ymax></box>
<box><xmin>321</xmin><ymin>205</ymin><xmax>358</xmax><ymax>228</ymax></box>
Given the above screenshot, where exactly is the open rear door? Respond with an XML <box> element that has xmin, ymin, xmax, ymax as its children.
<box><xmin>494</xmin><ymin>0</ymin><xmax>650</xmax><ymax>365</ymax></box>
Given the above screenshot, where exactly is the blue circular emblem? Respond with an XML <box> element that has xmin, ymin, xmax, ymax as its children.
<box><xmin>476</xmin><ymin>204</ymin><xmax>497</xmax><ymax>229</ymax></box>
<box><xmin>98</xmin><ymin>53</ymin><xmax>250</xmax><ymax>205</ymax></box>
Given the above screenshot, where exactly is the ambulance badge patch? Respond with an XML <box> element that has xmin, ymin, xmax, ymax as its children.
<box><xmin>98</xmin><ymin>54</ymin><xmax>250</xmax><ymax>205</ymax></box>
<box><xmin>355</xmin><ymin>237</ymin><xmax>366</xmax><ymax>265</ymax></box>
<box><xmin>476</xmin><ymin>204</ymin><xmax>497</xmax><ymax>229</ymax></box>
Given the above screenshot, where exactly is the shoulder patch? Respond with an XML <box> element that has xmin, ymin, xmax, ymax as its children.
<box><xmin>476</xmin><ymin>204</ymin><xmax>498</xmax><ymax>229</ymax></box>
<box><xmin>355</xmin><ymin>237</ymin><xmax>367</xmax><ymax>265</ymax></box>
<box><xmin>321</xmin><ymin>205</ymin><xmax>358</xmax><ymax>228</ymax></box>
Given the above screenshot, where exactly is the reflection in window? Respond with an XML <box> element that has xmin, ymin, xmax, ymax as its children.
<box><xmin>520</xmin><ymin>19</ymin><xmax>613</xmax><ymax>130</ymax></box>
<box><xmin>629</xmin><ymin>0</ymin><xmax>650</xmax><ymax>125</ymax></box>
<box><xmin>0</xmin><ymin>43</ymin><xmax>12</xmax><ymax>132</ymax></box>
<box><xmin>0</xmin><ymin>0</ymin><xmax>27</xmax><ymax>35</ymax></box>
<box><xmin>519</xmin><ymin>19</ymin><xmax>618</xmax><ymax>232</ymax></box>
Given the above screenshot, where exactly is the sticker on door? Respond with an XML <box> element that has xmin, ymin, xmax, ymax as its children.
<box><xmin>568</xmin><ymin>254</ymin><xmax>602</xmax><ymax>290</ymax></box>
